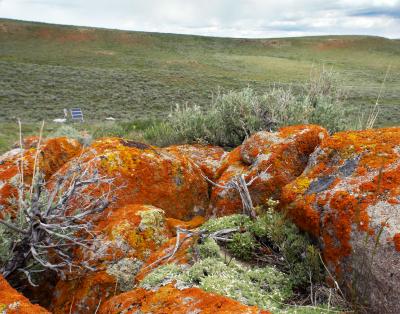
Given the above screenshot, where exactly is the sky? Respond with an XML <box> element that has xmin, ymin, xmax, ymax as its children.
<box><xmin>0</xmin><ymin>0</ymin><xmax>399</xmax><ymax>38</ymax></box>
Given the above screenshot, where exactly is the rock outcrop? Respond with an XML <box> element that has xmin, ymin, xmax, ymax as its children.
<box><xmin>210</xmin><ymin>125</ymin><xmax>328</xmax><ymax>216</ymax></box>
<box><xmin>0</xmin><ymin>275</ymin><xmax>50</xmax><ymax>314</ymax></box>
<box><xmin>52</xmin><ymin>138</ymin><xmax>209</xmax><ymax>220</ymax></box>
<box><xmin>1</xmin><ymin>126</ymin><xmax>399</xmax><ymax>313</ymax></box>
<box><xmin>282</xmin><ymin>127</ymin><xmax>400</xmax><ymax>313</ymax></box>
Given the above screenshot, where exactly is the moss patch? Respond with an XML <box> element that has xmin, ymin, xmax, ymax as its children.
<box><xmin>140</xmin><ymin>257</ymin><xmax>292</xmax><ymax>311</ymax></box>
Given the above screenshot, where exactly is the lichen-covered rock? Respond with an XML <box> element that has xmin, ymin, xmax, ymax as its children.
<box><xmin>135</xmin><ymin>234</ymin><xmax>195</xmax><ymax>284</ymax></box>
<box><xmin>91</xmin><ymin>204</ymin><xmax>172</xmax><ymax>263</ymax></box>
<box><xmin>0</xmin><ymin>275</ymin><xmax>50</xmax><ymax>314</ymax></box>
<box><xmin>281</xmin><ymin>127</ymin><xmax>400</xmax><ymax>313</ymax></box>
<box><xmin>163</xmin><ymin>144</ymin><xmax>226</xmax><ymax>181</ymax></box>
<box><xmin>12</xmin><ymin>136</ymin><xmax>40</xmax><ymax>149</ymax></box>
<box><xmin>0</xmin><ymin>137</ymin><xmax>82</xmax><ymax>214</ymax></box>
<box><xmin>99</xmin><ymin>284</ymin><xmax>271</xmax><ymax>314</ymax></box>
<box><xmin>210</xmin><ymin>125</ymin><xmax>328</xmax><ymax>216</ymax></box>
<box><xmin>50</xmin><ymin>204</ymin><xmax>173</xmax><ymax>314</ymax></box>
<box><xmin>52</xmin><ymin>138</ymin><xmax>209</xmax><ymax>220</ymax></box>
<box><xmin>166</xmin><ymin>215</ymin><xmax>206</xmax><ymax>235</ymax></box>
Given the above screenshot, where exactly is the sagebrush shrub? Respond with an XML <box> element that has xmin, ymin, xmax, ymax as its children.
<box><xmin>144</xmin><ymin>69</ymin><xmax>349</xmax><ymax>147</ymax></box>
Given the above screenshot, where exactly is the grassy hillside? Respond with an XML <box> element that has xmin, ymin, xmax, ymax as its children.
<box><xmin>0</xmin><ymin>18</ymin><xmax>399</xmax><ymax>151</ymax></box>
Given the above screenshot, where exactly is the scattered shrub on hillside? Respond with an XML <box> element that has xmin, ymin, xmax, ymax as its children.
<box><xmin>144</xmin><ymin>69</ymin><xmax>349</xmax><ymax>147</ymax></box>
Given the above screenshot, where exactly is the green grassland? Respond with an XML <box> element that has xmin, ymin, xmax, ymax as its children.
<box><xmin>1</xmin><ymin>18</ymin><xmax>399</xmax><ymax>152</ymax></box>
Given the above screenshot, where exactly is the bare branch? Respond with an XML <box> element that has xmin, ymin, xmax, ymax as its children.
<box><xmin>0</xmin><ymin>219</ymin><xmax>27</xmax><ymax>234</ymax></box>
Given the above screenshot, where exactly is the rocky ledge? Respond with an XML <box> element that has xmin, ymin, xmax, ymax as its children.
<box><xmin>0</xmin><ymin>125</ymin><xmax>399</xmax><ymax>313</ymax></box>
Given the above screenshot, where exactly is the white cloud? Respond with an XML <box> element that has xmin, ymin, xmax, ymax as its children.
<box><xmin>0</xmin><ymin>0</ymin><xmax>399</xmax><ymax>38</ymax></box>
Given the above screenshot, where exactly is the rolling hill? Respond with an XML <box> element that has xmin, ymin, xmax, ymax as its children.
<box><xmin>0</xmin><ymin>18</ymin><xmax>399</xmax><ymax>150</ymax></box>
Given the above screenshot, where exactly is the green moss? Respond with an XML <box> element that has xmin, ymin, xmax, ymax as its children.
<box><xmin>139</xmin><ymin>208</ymin><xmax>339</xmax><ymax>313</ymax></box>
<box><xmin>200</xmin><ymin>214</ymin><xmax>251</xmax><ymax>233</ymax></box>
<box><xmin>186</xmin><ymin>258</ymin><xmax>292</xmax><ymax>309</ymax></box>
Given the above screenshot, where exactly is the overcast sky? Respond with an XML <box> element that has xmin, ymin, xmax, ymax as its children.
<box><xmin>1</xmin><ymin>0</ymin><xmax>399</xmax><ymax>38</ymax></box>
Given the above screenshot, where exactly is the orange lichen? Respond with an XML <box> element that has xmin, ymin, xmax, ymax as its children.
<box><xmin>210</xmin><ymin>125</ymin><xmax>328</xmax><ymax>216</ymax></box>
<box><xmin>394</xmin><ymin>233</ymin><xmax>400</xmax><ymax>252</ymax></box>
<box><xmin>135</xmin><ymin>235</ymin><xmax>195</xmax><ymax>283</ymax></box>
<box><xmin>51</xmin><ymin>138</ymin><xmax>209</xmax><ymax>221</ymax></box>
<box><xmin>50</xmin><ymin>271</ymin><xmax>116</xmax><ymax>314</ymax></box>
<box><xmin>0</xmin><ymin>275</ymin><xmax>50</xmax><ymax>314</ymax></box>
<box><xmin>51</xmin><ymin>204</ymin><xmax>173</xmax><ymax>313</ymax></box>
<box><xmin>166</xmin><ymin>215</ymin><xmax>205</xmax><ymax>235</ymax></box>
<box><xmin>281</xmin><ymin>127</ymin><xmax>400</xmax><ymax>276</ymax></box>
<box><xmin>92</xmin><ymin>204</ymin><xmax>172</xmax><ymax>262</ymax></box>
<box><xmin>99</xmin><ymin>284</ymin><xmax>271</xmax><ymax>314</ymax></box>
<box><xmin>0</xmin><ymin>137</ymin><xmax>82</xmax><ymax>215</ymax></box>
<box><xmin>163</xmin><ymin>144</ymin><xmax>225</xmax><ymax>181</ymax></box>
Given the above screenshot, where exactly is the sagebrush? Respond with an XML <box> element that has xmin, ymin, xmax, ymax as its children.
<box><xmin>144</xmin><ymin>69</ymin><xmax>349</xmax><ymax>147</ymax></box>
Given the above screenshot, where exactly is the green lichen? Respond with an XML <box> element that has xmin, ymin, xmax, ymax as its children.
<box><xmin>184</xmin><ymin>258</ymin><xmax>292</xmax><ymax>308</ymax></box>
<box><xmin>139</xmin><ymin>263</ymin><xmax>185</xmax><ymax>291</ymax></box>
<box><xmin>141</xmin><ymin>256</ymin><xmax>292</xmax><ymax>311</ymax></box>
<box><xmin>199</xmin><ymin>210</ymin><xmax>322</xmax><ymax>285</ymax></box>
<box><xmin>106</xmin><ymin>258</ymin><xmax>144</xmax><ymax>292</ymax></box>
<box><xmin>137</xmin><ymin>207</ymin><xmax>165</xmax><ymax>230</ymax></box>
<box><xmin>137</xmin><ymin>207</ymin><xmax>168</xmax><ymax>245</ymax></box>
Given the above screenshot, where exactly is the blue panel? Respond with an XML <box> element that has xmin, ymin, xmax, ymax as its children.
<box><xmin>70</xmin><ymin>108</ymin><xmax>84</xmax><ymax>120</ymax></box>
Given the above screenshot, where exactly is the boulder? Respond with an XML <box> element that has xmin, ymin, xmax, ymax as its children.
<box><xmin>0</xmin><ymin>275</ymin><xmax>50</xmax><ymax>314</ymax></box>
<box><xmin>281</xmin><ymin>127</ymin><xmax>400</xmax><ymax>313</ymax></box>
<box><xmin>163</xmin><ymin>144</ymin><xmax>226</xmax><ymax>181</ymax></box>
<box><xmin>50</xmin><ymin>204</ymin><xmax>173</xmax><ymax>314</ymax></box>
<box><xmin>99</xmin><ymin>284</ymin><xmax>271</xmax><ymax>314</ymax></box>
<box><xmin>52</xmin><ymin>138</ymin><xmax>210</xmax><ymax>220</ymax></box>
<box><xmin>0</xmin><ymin>137</ymin><xmax>82</xmax><ymax>214</ymax></box>
<box><xmin>210</xmin><ymin>125</ymin><xmax>328</xmax><ymax>216</ymax></box>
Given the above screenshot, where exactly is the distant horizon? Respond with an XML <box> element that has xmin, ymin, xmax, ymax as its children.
<box><xmin>1</xmin><ymin>17</ymin><xmax>399</xmax><ymax>41</ymax></box>
<box><xmin>1</xmin><ymin>0</ymin><xmax>399</xmax><ymax>39</ymax></box>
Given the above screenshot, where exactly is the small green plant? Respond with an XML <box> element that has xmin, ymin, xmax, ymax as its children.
<box><xmin>199</xmin><ymin>202</ymin><xmax>323</xmax><ymax>287</ymax></box>
<box><xmin>227</xmin><ymin>232</ymin><xmax>256</xmax><ymax>260</ymax></box>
